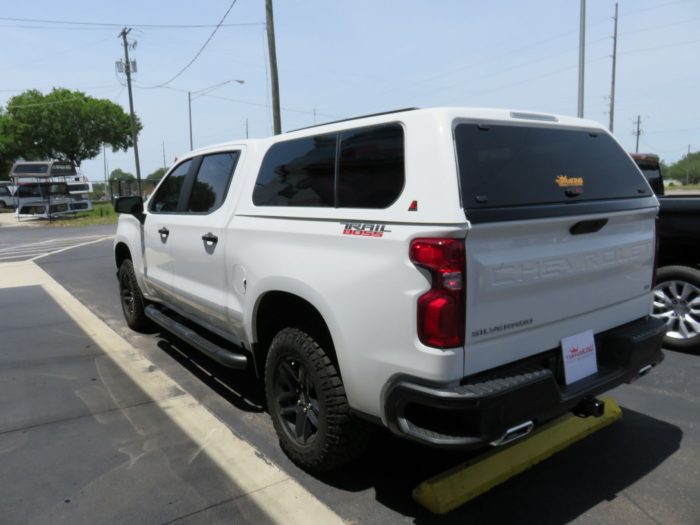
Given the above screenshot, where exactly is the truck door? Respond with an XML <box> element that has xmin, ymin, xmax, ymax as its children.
<box><xmin>166</xmin><ymin>151</ymin><xmax>241</xmax><ymax>330</ymax></box>
<box><xmin>144</xmin><ymin>159</ymin><xmax>193</xmax><ymax>301</ymax></box>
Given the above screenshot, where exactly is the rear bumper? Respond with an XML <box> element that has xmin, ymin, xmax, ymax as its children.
<box><xmin>382</xmin><ymin>316</ymin><xmax>666</xmax><ymax>448</ymax></box>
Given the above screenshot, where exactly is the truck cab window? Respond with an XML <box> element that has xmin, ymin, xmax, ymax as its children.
<box><xmin>149</xmin><ymin>160</ymin><xmax>192</xmax><ymax>213</ymax></box>
<box><xmin>188</xmin><ymin>152</ymin><xmax>240</xmax><ymax>213</ymax></box>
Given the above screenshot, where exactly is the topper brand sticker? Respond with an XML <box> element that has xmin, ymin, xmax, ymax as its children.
<box><xmin>555</xmin><ymin>175</ymin><xmax>584</xmax><ymax>187</ymax></box>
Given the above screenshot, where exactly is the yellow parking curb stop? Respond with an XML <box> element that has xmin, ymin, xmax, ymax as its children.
<box><xmin>413</xmin><ymin>396</ymin><xmax>622</xmax><ymax>514</ymax></box>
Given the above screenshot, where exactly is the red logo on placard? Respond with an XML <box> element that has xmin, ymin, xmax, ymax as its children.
<box><xmin>566</xmin><ymin>344</ymin><xmax>594</xmax><ymax>361</ymax></box>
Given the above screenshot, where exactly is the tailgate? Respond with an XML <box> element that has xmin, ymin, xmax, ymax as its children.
<box><xmin>464</xmin><ymin>208</ymin><xmax>656</xmax><ymax>374</ymax></box>
<box><xmin>453</xmin><ymin>119</ymin><xmax>658</xmax><ymax>376</ymax></box>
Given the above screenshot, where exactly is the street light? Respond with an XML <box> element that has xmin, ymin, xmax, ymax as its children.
<box><xmin>188</xmin><ymin>79</ymin><xmax>244</xmax><ymax>150</ymax></box>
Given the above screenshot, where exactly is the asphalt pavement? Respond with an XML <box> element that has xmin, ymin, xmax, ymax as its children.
<box><xmin>1</xmin><ymin>227</ymin><xmax>698</xmax><ymax>524</ymax></box>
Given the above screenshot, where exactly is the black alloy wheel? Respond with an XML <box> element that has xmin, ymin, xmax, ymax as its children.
<box><xmin>273</xmin><ymin>357</ymin><xmax>321</xmax><ymax>446</ymax></box>
<box><xmin>118</xmin><ymin>259</ymin><xmax>151</xmax><ymax>332</ymax></box>
<box><xmin>265</xmin><ymin>327</ymin><xmax>370</xmax><ymax>473</ymax></box>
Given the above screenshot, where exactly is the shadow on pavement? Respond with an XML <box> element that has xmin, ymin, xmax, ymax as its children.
<box><xmin>666</xmin><ymin>346</ymin><xmax>700</xmax><ymax>358</ymax></box>
<box><xmin>156</xmin><ymin>334</ymin><xmax>266</xmax><ymax>413</ymax></box>
<box><xmin>320</xmin><ymin>407</ymin><xmax>682</xmax><ymax>524</ymax></box>
<box><xmin>148</xmin><ymin>325</ymin><xmax>684</xmax><ymax>524</ymax></box>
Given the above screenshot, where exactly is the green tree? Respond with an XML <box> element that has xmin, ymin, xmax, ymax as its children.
<box><xmin>0</xmin><ymin>111</ymin><xmax>21</xmax><ymax>180</ymax></box>
<box><xmin>90</xmin><ymin>182</ymin><xmax>107</xmax><ymax>200</ymax></box>
<box><xmin>109</xmin><ymin>168</ymin><xmax>135</xmax><ymax>181</ymax></box>
<box><xmin>3</xmin><ymin>88</ymin><xmax>140</xmax><ymax>168</ymax></box>
<box><xmin>147</xmin><ymin>167</ymin><xmax>168</xmax><ymax>181</ymax></box>
<box><xmin>663</xmin><ymin>152</ymin><xmax>700</xmax><ymax>185</ymax></box>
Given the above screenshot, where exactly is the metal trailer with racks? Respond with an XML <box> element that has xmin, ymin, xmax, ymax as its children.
<box><xmin>9</xmin><ymin>160</ymin><xmax>93</xmax><ymax>220</ymax></box>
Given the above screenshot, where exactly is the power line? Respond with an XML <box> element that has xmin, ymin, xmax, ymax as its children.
<box><xmin>0</xmin><ymin>24</ymin><xmax>113</xmax><ymax>31</ymax></box>
<box><xmin>619</xmin><ymin>15</ymin><xmax>700</xmax><ymax>37</ymax></box>
<box><xmin>622</xmin><ymin>0</ymin><xmax>693</xmax><ymax>18</ymax></box>
<box><xmin>0</xmin><ymin>84</ymin><xmax>117</xmax><ymax>93</ymax></box>
<box><xmin>141</xmin><ymin>0</ymin><xmax>239</xmax><ymax>89</ymax></box>
<box><xmin>3</xmin><ymin>95</ymin><xmax>90</xmax><ymax>109</ymax></box>
<box><xmin>0</xmin><ymin>15</ymin><xmax>261</xmax><ymax>29</ymax></box>
<box><xmin>137</xmin><ymin>83</ymin><xmax>341</xmax><ymax>120</ymax></box>
<box><xmin>619</xmin><ymin>38</ymin><xmax>700</xmax><ymax>56</ymax></box>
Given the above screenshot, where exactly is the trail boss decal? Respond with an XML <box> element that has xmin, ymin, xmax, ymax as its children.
<box><xmin>555</xmin><ymin>175</ymin><xmax>584</xmax><ymax>187</ymax></box>
<box><xmin>341</xmin><ymin>223</ymin><xmax>391</xmax><ymax>238</ymax></box>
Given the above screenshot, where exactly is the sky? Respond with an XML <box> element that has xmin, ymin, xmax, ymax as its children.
<box><xmin>1</xmin><ymin>0</ymin><xmax>698</xmax><ymax>183</ymax></box>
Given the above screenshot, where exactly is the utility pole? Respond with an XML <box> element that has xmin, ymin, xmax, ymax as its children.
<box><xmin>578</xmin><ymin>0</ymin><xmax>586</xmax><ymax>118</ymax></box>
<box><xmin>245</xmin><ymin>118</ymin><xmax>249</xmax><ymax>139</ymax></box>
<box><xmin>265</xmin><ymin>0</ymin><xmax>282</xmax><ymax>134</ymax></box>
<box><xmin>633</xmin><ymin>115</ymin><xmax>642</xmax><ymax>153</ymax></box>
<box><xmin>103</xmin><ymin>144</ymin><xmax>108</xmax><ymax>199</ymax></box>
<box><xmin>119</xmin><ymin>27</ymin><xmax>142</xmax><ymax>196</ymax></box>
<box><xmin>162</xmin><ymin>141</ymin><xmax>167</xmax><ymax>169</ymax></box>
<box><xmin>188</xmin><ymin>91</ymin><xmax>193</xmax><ymax>150</ymax></box>
<box><xmin>687</xmin><ymin>144</ymin><xmax>691</xmax><ymax>185</ymax></box>
<box><xmin>609</xmin><ymin>3</ymin><xmax>618</xmax><ymax>132</ymax></box>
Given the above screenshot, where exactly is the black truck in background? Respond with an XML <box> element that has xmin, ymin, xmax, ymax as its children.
<box><xmin>632</xmin><ymin>153</ymin><xmax>700</xmax><ymax>352</ymax></box>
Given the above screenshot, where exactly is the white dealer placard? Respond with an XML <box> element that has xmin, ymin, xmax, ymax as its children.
<box><xmin>561</xmin><ymin>329</ymin><xmax>598</xmax><ymax>385</ymax></box>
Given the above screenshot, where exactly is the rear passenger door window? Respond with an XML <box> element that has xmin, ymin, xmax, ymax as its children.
<box><xmin>253</xmin><ymin>133</ymin><xmax>337</xmax><ymax>207</ymax></box>
<box><xmin>188</xmin><ymin>152</ymin><xmax>240</xmax><ymax>213</ymax></box>
<box><xmin>149</xmin><ymin>160</ymin><xmax>192</xmax><ymax>213</ymax></box>
<box><xmin>338</xmin><ymin>124</ymin><xmax>404</xmax><ymax>208</ymax></box>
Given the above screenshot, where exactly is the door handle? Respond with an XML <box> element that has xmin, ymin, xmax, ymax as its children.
<box><xmin>158</xmin><ymin>227</ymin><xmax>170</xmax><ymax>237</ymax></box>
<box><xmin>570</xmin><ymin>218</ymin><xmax>608</xmax><ymax>235</ymax></box>
<box><xmin>202</xmin><ymin>232</ymin><xmax>218</xmax><ymax>244</ymax></box>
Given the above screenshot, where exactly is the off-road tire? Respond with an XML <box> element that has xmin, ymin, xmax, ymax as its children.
<box><xmin>118</xmin><ymin>259</ymin><xmax>151</xmax><ymax>332</ymax></box>
<box><xmin>265</xmin><ymin>327</ymin><xmax>370</xmax><ymax>473</ymax></box>
<box><xmin>653</xmin><ymin>265</ymin><xmax>700</xmax><ymax>353</ymax></box>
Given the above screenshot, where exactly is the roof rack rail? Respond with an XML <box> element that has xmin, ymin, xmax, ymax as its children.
<box><xmin>288</xmin><ymin>107</ymin><xmax>419</xmax><ymax>133</ymax></box>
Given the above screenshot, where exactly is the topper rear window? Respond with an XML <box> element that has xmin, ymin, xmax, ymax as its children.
<box><xmin>455</xmin><ymin>123</ymin><xmax>650</xmax><ymax>210</ymax></box>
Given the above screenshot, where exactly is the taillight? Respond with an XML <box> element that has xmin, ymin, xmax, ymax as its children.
<box><xmin>409</xmin><ymin>238</ymin><xmax>466</xmax><ymax>348</ymax></box>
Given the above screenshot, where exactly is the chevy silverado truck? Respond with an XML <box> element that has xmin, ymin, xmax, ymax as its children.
<box><xmin>114</xmin><ymin>108</ymin><xmax>666</xmax><ymax>472</ymax></box>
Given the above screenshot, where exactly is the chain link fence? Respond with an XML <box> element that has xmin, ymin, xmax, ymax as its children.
<box><xmin>87</xmin><ymin>180</ymin><xmax>159</xmax><ymax>202</ymax></box>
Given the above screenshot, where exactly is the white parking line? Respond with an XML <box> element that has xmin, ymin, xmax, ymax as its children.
<box><xmin>0</xmin><ymin>235</ymin><xmax>114</xmax><ymax>261</ymax></box>
<box><xmin>0</xmin><ymin>260</ymin><xmax>343</xmax><ymax>524</ymax></box>
<box><xmin>31</xmin><ymin>236</ymin><xmax>113</xmax><ymax>261</ymax></box>
<box><xmin>0</xmin><ymin>253</ymin><xmax>46</xmax><ymax>262</ymax></box>
<box><xmin>0</xmin><ymin>234</ymin><xmax>109</xmax><ymax>253</ymax></box>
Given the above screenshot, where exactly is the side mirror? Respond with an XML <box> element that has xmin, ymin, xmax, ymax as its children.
<box><xmin>115</xmin><ymin>196</ymin><xmax>145</xmax><ymax>223</ymax></box>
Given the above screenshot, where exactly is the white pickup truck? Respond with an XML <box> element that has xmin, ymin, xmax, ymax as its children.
<box><xmin>114</xmin><ymin>107</ymin><xmax>666</xmax><ymax>472</ymax></box>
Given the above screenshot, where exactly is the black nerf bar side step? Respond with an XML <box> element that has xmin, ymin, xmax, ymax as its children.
<box><xmin>145</xmin><ymin>305</ymin><xmax>248</xmax><ymax>369</ymax></box>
